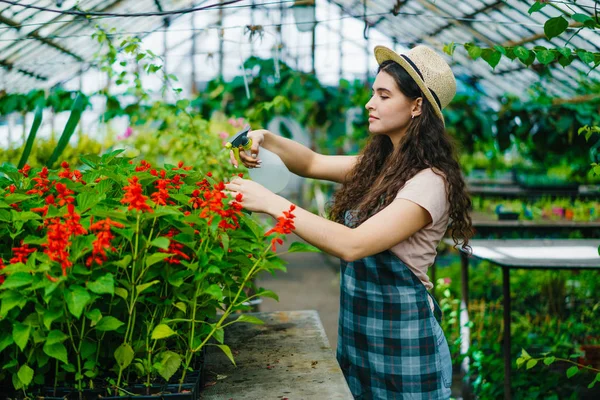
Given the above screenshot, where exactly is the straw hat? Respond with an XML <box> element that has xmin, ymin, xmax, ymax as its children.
<box><xmin>374</xmin><ymin>45</ymin><xmax>456</xmax><ymax>125</ymax></box>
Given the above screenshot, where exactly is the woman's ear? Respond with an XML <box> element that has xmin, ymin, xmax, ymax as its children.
<box><xmin>412</xmin><ymin>97</ymin><xmax>423</xmax><ymax>117</ymax></box>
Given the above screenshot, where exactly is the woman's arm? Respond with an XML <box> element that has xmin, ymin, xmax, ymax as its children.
<box><xmin>265</xmin><ymin>190</ymin><xmax>432</xmax><ymax>262</ymax></box>
<box><xmin>237</xmin><ymin>130</ymin><xmax>358</xmax><ymax>184</ymax></box>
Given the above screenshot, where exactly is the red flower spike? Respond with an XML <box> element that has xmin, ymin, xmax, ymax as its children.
<box><xmin>264</xmin><ymin>204</ymin><xmax>297</xmax><ymax>251</ymax></box>
<box><xmin>121</xmin><ymin>176</ymin><xmax>153</xmax><ymax>213</ymax></box>
<box><xmin>0</xmin><ymin>258</ymin><xmax>6</xmax><ymax>285</ymax></box>
<box><xmin>18</xmin><ymin>164</ymin><xmax>31</xmax><ymax>177</ymax></box>
<box><xmin>86</xmin><ymin>218</ymin><xmax>123</xmax><ymax>267</ymax></box>
<box><xmin>135</xmin><ymin>160</ymin><xmax>152</xmax><ymax>172</ymax></box>
<box><xmin>10</xmin><ymin>242</ymin><xmax>37</xmax><ymax>264</ymax></box>
<box><xmin>8</xmin><ymin>184</ymin><xmax>16</xmax><ymax>194</ymax></box>
<box><xmin>26</xmin><ymin>167</ymin><xmax>51</xmax><ymax>196</ymax></box>
<box><xmin>207</xmin><ymin>172</ymin><xmax>213</xmax><ymax>177</ymax></box>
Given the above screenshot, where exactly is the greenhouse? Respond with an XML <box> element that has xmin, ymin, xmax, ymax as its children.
<box><xmin>0</xmin><ymin>0</ymin><xmax>599</xmax><ymax>399</ymax></box>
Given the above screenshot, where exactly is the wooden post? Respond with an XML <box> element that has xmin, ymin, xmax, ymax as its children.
<box><xmin>191</xmin><ymin>11</ymin><xmax>197</xmax><ymax>94</ymax></box>
<box><xmin>218</xmin><ymin>0</ymin><xmax>224</xmax><ymax>79</ymax></box>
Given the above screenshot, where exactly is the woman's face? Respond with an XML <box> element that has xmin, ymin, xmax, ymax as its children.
<box><xmin>365</xmin><ymin>71</ymin><xmax>419</xmax><ymax>140</ymax></box>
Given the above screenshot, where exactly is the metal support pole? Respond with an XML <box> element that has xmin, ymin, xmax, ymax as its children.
<box><xmin>460</xmin><ymin>251</ymin><xmax>471</xmax><ymax>400</ymax></box>
<box><xmin>191</xmin><ymin>11</ymin><xmax>197</xmax><ymax>94</ymax></box>
<box><xmin>218</xmin><ymin>0</ymin><xmax>224</xmax><ymax>79</ymax></box>
<box><xmin>338</xmin><ymin>7</ymin><xmax>343</xmax><ymax>81</ymax></box>
<box><xmin>503</xmin><ymin>266</ymin><xmax>512</xmax><ymax>400</ymax></box>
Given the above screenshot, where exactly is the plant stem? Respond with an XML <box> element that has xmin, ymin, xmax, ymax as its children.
<box><xmin>179</xmin><ymin>279</ymin><xmax>202</xmax><ymax>389</ymax></box>
<box><xmin>63</xmin><ymin>303</ymin><xmax>83</xmax><ymax>396</ymax></box>
<box><xmin>117</xmin><ymin>213</ymin><xmax>141</xmax><ymax>389</ymax></box>
<box><xmin>192</xmin><ymin>246</ymin><xmax>270</xmax><ymax>354</ymax></box>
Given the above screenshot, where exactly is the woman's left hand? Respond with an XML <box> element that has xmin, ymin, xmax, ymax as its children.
<box><xmin>225</xmin><ymin>177</ymin><xmax>279</xmax><ymax>214</ymax></box>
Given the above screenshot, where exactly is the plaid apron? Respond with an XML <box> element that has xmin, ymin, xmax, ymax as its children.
<box><xmin>337</xmin><ymin>213</ymin><xmax>452</xmax><ymax>399</ymax></box>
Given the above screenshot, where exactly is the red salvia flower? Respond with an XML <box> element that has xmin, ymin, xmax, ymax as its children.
<box><xmin>151</xmin><ymin>172</ymin><xmax>173</xmax><ymax>206</ymax></box>
<box><xmin>121</xmin><ymin>176</ymin><xmax>153</xmax><ymax>213</ymax></box>
<box><xmin>43</xmin><ymin>217</ymin><xmax>72</xmax><ymax>276</ymax></box>
<box><xmin>58</xmin><ymin>161</ymin><xmax>72</xmax><ymax>179</ymax></box>
<box><xmin>7</xmin><ymin>184</ymin><xmax>16</xmax><ymax>194</ymax></box>
<box><xmin>265</xmin><ymin>205</ymin><xmax>296</xmax><ymax>251</ymax></box>
<box><xmin>135</xmin><ymin>160</ymin><xmax>152</xmax><ymax>172</ymax></box>
<box><xmin>0</xmin><ymin>258</ymin><xmax>5</xmax><ymax>285</ymax></box>
<box><xmin>159</xmin><ymin>229</ymin><xmax>191</xmax><ymax>264</ymax></box>
<box><xmin>26</xmin><ymin>167</ymin><xmax>51</xmax><ymax>196</ymax></box>
<box><xmin>86</xmin><ymin>217</ymin><xmax>124</xmax><ymax>267</ymax></box>
<box><xmin>64</xmin><ymin>203</ymin><xmax>87</xmax><ymax>237</ymax></box>
<box><xmin>172</xmin><ymin>161</ymin><xmax>192</xmax><ymax>171</ymax></box>
<box><xmin>31</xmin><ymin>194</ymin><xmax>56</xmax><ymax>217</ymax></box>
<box><xmin>18</xmin><ymin>164</ymin><xmax>31</xmax><ymax>177</ymax></box>
<box><xmin>10</xmin><ymin>241</ymin><xmax>37</xmax><ymax>264</ymax></box>
<box><xmin>55</xmin><ymin>183</ymin><xmax>75</xmax><ymax>206</ymax></box>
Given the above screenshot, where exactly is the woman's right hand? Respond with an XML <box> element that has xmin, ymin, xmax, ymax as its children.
<box><xmin>229</xmin><ymin>129</ymin><xmax>268</xmax><ymax>169</ymax></box>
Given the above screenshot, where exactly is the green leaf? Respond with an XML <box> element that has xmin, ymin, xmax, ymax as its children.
<box><xmin>213</xmin><ymin>327</ymin><xmax>224</xmax><ymax>344</ymax></box>
<box><xmin>481</xmin><ymin>49</ymin><xmax>501</xmax><ymax>69</ymax></box>
<box><xmin>572</xmin><ymin>13</ymin><xmax>593</xmax><ymax>24</ymax></box>
<box><xmin>145</xmin><ymin>253</ymin><xmax>171</xmax><ymax>268</ymax></box>
<box><xmin>514</xmin><ymin>46</ymin><xmax>530</xmax><ymax>62</ymax></box>
<box><xmin>566</xmin><ymin>365</ymin><xmax>579</xmax><ymax>378</ymax></box>
<box><xmin>526</xmin><ymin>359</ymin><xmax>538</xmax><ymax>369</ymax></box>
<box><xmin>173</xmin><ymin>302</ymin><xmax>187</xmax><ymax>314</ymax></box>
<box><xmin>87</xmin><ymin>273</ymin><xmax>115</xmax><ymax>295</ymax></box>
<box><xmin>0</xmin><ymin>333</ymin><xmax>14</xmax><ymax>353</ymax></box>
<box><xmin>535</xmin><ymin>49</ymin><xmax>555</xmax><ymax>65</ymax></box>
<box><xmin>237</xmin><ymin>315</ymin><xmax>264</xmax><ymax>325</ymax></box>
<box><xmin>255</xmin><ymin>290</ymin><xmax>279</xmax><ymax>302</ymax></box>
<box><xmin>17</xmin><ymin>105</ymin><xmax>43</xmax><ymax>169</ymax></box>
<box><xmin>114</xmin><ymin>343</ymin><xmax>134</xmax><ymax>370</ymax></box>
<box><xmin>76</xmin><ymin>192</ymin><xmax>106</xmax><ymax>211</ymax></box>
<box><xmin>136</xmin><ymin>280</ymin><xmax>160</xmax><ymax>296</ymax></box>
<box><xmin>521</xmin><ymin>348</ymin><xmax>532</xmax><ymax>360</ymax></box>
<box><xmin>95</xmin><ymin>316</ymin><xmax>124</xmax><ymax>332</ymax></box>
<box><xmin>2</xmin><ymin>272</ymin><xmax>33</xmax><ymax>289</ymax></box>
<box><xmin>43</xmin><ymin>342</ymin><xmax>68</xmax><ymax>364</ymax></box>
<box><xmin>47</xmin><ymin>92</ymin><xmax>87</xmax><ymax>168</ymax></box>
<box><xmin>151</xmin><ymin>237</ymin><xmax>170</xmax><ymax>250</ymax></box>
<box><xmin>46</xmin><ymin>330</ymin><xmax>69</xmax><ymax>345</ymax></box>
<box><xmin>17</xmin><ymin>364</ymin><xmax>34</xmax><ymax>387</ymax></box>
<box><xmin>65</xmin><ymin>286</ymin><xmax>91</xmax><ymax>319</ymax></box>
<box><xmin>85</xmin><ymin>309</ymin><xmax>102</xmax><ymax>326</ymax></box>
<box><xmin>288</xmin><ymin>242</ymin><xmax>321</xmax><ymax>253</ymax></box>
<box><xmin>443</xmin><ymin>42</ymin><xmax>456</xmax><ymax>56</ymax></box>
<box><xmin>151</xmin><ymin>324</ymin><xmax>177</xmax><ymax>339</ymax></box>
<box><xmin>577</xmin><ymin>49</ymin><xmax>595</xmax><ymax>64</ymax></box>
<box><xmin>13</xmin><ymin>323</ymin><xmax>31</xmax><ymax>351</ymax></box>
<box><xmin>1</xmin><ymin>290</ymin><xmax>26</xmax><ymax>315</ymax></box>
<box><xmin>155</xmin><ymin>351</ymin><xmax>182</xmax><ymax>381</ymax></box>
<box><xmin>215</xmin><ymin>344</ymin><xmax>236</xmax><ymax>366</ymax></box>
<box><xmin>543</xmin><ymin>356</ymin><xmax>556</xmax><ymax>366</ymax></box>
<box><xmin>544</xmin><ymin>16</ymin><xmax>568</xmax><ymax>40</ymax></box>
<box><xmin>557</xmin><ymin>47</ymin><xmax>572</xmax><ymax>59</ymax></box>
<box><xmin>115</xmin><ymin>287</ymin><xmax>128</xmax><ymax>301</ymax></box>
<box><xmin>465</xmin><ymin>43</ymin><xmax>482</xmax><ymax>60</ymax></box>
<box><xmin>43</xmin><ymin>308</ymin><xmax>63</xmax><ymax>330</ymax></box>
<box><xmin>528</xmin><ymin>1</ymin><xmax>546</xmax><ymax>14</ymax></box>
<box><xmin>204</xmin><ymin>284</ymin><xmax>223</xmax><ymax>300</ymax></box>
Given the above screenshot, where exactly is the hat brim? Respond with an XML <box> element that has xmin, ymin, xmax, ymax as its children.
<box><xmin>374</xmin><ymin>46</ymin><xmax>445</xmax><ymax>125</ymax></box>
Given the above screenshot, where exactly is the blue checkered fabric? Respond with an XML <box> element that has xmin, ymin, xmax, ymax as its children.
<box><xmin>336</xmin><ymin>215</ymin><xmax>452</xmax><ymax>399</ymax></box>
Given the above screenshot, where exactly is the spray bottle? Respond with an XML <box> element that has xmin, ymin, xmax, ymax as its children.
<box><xmin>225</xmin><ymin>127</ymin><xmax>291</xmax><ymax>194</ymax></box>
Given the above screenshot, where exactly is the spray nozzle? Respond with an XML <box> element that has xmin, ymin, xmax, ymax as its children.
<box><xmin>225</xmin><ymin>126</ymin><xmax>253</xmax><ymax>164</ymax></box>
<box><xmin>225</xmin><ymin>126</ymin><xmax>252</xmax><ymax>150</ymax></box>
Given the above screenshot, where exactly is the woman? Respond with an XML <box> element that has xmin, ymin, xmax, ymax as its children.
<box><xmin>225</xmin><ymin>45</ymin><xmax>472</xmax><ymax>399</ymax></box>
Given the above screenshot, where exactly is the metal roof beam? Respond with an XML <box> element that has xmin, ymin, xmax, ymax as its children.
<box><xmin>503</xmin><ymin>21</ymin><xmax>582</xmax><ymax>46</ymax></box>
<box><xmin>414</xmin><ymin>0</ymin><xmax>498</xmax><ymax>47</ymax></box>
<box><xmin>0</xmin><ymin>13</ymin><xmax>84</xmax><ymax>62</ymax></box>
<box><xmin>428</xmin><ymin>0</ymin><xmax>505</xmax><ymax>38</ymax></box>
<box><xmin>0</xmin><ymin>59</ymin><xmax>48</xmax><ymax>81</ymax></box>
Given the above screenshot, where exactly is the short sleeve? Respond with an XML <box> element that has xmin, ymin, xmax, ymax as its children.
<box><xmin>395</xmin><ymin>169</ymin><xmax>448</xmax><ymax>226</ymax></box>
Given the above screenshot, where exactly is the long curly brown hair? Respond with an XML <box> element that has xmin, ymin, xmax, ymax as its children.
<box><xmin>329</xmin><ymin>60</ymin><xmax>473</xmax><ymax>249</ymax></box>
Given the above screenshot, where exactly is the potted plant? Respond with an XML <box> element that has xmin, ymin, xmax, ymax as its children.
<box><xmin>0</xmin><ymin>155</ymin><xmax>311</xmax><ymax>398</ymax></box>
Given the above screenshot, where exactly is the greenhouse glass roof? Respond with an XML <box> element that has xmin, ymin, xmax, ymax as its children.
<box><xmin>0</xmin><ymin>0</ymin><xmax>599</xmax><ymax>100</ymax></box>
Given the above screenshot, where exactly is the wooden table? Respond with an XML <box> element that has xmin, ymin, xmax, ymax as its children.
<box><xmin>200</xmin><ymin>310</ymin><xmax>353</xmax><ymax>399</ymax></box>
<box><xmin>450</xmin><ymin>239</ymin><xmax>600</xmax><ymax>400</ymax></box>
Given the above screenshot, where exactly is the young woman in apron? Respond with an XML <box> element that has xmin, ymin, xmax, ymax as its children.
<box><xmin>226</xmin><ymin>45</ymin><xmax>473</xmax><ymax>399</ymax></box>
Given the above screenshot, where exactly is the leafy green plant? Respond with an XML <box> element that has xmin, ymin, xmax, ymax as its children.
<box><xmin>0</xmin><ymin>155</ymin><xmax>315</xmax><ymax>396</ymax></box>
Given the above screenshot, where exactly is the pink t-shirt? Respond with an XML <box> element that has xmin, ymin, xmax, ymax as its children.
<box><xmin>391</xmin><ymin>168</ymin><xmax>450</xmax><ymax>290</ymax></box>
